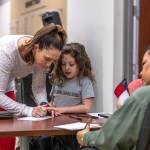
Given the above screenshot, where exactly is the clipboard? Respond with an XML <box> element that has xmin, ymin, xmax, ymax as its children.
<box><xmin>0</xmin><ymin>111</ymin><xmax>14</xmax><ymax>119</ymax></box>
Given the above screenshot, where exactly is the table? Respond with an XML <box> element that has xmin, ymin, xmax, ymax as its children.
<box><xmin>0</xmin><ymin>114</ymin><xmax>106</xmax><ymax>137</ymax></box>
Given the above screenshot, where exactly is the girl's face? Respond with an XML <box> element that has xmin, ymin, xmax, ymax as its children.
<box><xmin>140</xmin><ymin>51</ymin><xmax>150</xmax><ymax>85</ymax></box>
<box><xmin>61</xmin><ymin>54</ymin><xmax>79</xmax><ymax>79</ymax></box>
<box><xmin>34</xmin><ymin>45</ymin><xmax>61</xmax><ymax>68</ymax></box>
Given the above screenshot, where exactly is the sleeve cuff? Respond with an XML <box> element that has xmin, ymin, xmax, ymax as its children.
<box><xmin>25</xmin><ymin>107</ymin><xmax>34</xmax><ymax>117</ymax></box>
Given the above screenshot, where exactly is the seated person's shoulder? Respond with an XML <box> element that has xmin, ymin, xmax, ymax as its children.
<box><xmin>81</xmin><ymin>77</ymin><xmax>93</xmax><ymax>84</ymax></box>
<box><xmin>133</xmin><ymin>85</ymin><xmax>150</xmax><ymax>97</ymax></box>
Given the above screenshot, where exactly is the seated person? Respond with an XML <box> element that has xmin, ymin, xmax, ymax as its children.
<box><xmin>77</xmin><ymin>45</ymin><xmax>150</xmax><ymax>150</ymax></box>
<box><xmin>50</xmin><ymin>43</ymin><xmax>95</xmax><ymax>150</ymax></box>
<box><xmin>116</xmin><ymin>45</ymin><xmax>150</xmax><ymax>108</ymax></box>
<box><xmin>50</xmin><ymin>43</ymin><xmax>95</xmax><ymax>113</ymax></box>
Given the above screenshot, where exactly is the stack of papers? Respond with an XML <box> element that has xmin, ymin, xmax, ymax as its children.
<box><xmin>54</xmin><ymin>122</ymin><xmax>101</xmax><ymax>131</ymax></box>
<box><xmin>0</xmin><ymin>111</ymin><xmax>14</xmax><ymax>119</ymax></box>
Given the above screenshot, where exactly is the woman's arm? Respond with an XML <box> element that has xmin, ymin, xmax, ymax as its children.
<box><xmin>77</xmin><ymin>87</ymin><xmax>150</xmax><ymax>149</ymax></box>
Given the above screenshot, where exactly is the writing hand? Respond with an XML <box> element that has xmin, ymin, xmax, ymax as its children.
<box><xmin>32</xmin><ymin>106</ymin><xmax>47</xmax><ymax>117</ymax></box>
<box><xmin>77</xmin><ymin>121</ymin><xmax>90</xmax><ymax>147</ymax></box>
<box><xmin>116</xmin><ymin>101</ymin><xmax>122</xmax><ymax>109</ymax></box>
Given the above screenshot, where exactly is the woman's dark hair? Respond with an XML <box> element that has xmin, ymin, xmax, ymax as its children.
<box><xmin>50</xmin><ymin>43</ymin><xmax>96</xmax><ymax>86</ymax></box>
<box><xmin>23</xmin><ymin>24</ymin><xmax>67</xmax><ymax>65</ymax></box>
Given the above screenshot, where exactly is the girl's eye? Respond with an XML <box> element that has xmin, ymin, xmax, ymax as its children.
<box><xmin>70</xmin><ymin>64</ymin><xmax>75</xmax><ymax>66</ymax></box>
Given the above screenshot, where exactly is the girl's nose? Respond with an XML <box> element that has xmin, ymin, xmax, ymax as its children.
<box><xmin>65</xmin><ymin>64</ymin><xmax>70</xmax><ymax>70</ymax></box>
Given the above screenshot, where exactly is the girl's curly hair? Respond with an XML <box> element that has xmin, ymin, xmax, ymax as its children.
<box><xmin>50</xmin><ymin>43</ymin><xmax>96</xmax><ymax>86</ymax></box>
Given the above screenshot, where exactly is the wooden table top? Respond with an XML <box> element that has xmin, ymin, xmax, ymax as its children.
<box><xmin>0</xmin><ymin>114</ymin><xmax>106</xmax><ymax>137</ymax></box>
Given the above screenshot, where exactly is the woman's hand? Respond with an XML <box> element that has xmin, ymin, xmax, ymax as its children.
<box><xmin>32</xmin><ymin>106</ymin><xmax>61</xmax><ymax>117</ymax></box>
<box><xmin>77</xmin><ymin>122</ymin><xmax>90</xmax><ymax>147</ymax></box>
<box><xmin>32</xmin><ymin>106</ymin><xmax>47</xmax><ymax>117</ymax></box>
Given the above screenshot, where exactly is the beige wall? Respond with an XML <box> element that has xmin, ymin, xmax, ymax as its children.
<box><xmin>10</xmin><ymin>0</ymin><xmax>67</xmax><ymax>35</ymax></box>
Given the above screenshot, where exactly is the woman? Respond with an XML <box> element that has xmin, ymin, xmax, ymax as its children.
<box><xmin>77</xmin><ymin>45</ymin><xmax>150</xmax><ymax>150</ymax></box>
<box><xmin>0</xmin><ymin>24</ymin><xmax>67</xmax><ymax>117</ymax></box>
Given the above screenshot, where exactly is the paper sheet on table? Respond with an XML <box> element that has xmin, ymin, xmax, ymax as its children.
<box><xmin>54</xmin><ymin>122</ymin><xmax>101</xmax><ymax>131</ymax></box>
<box><xmin>88</xmin><ymin>112</ymin><xmax>113</xmax><ymax>118</ymax></box>
<box><xmin>17</xmin><ymin>116</ymin><xmax>52</xmax><ymax>121</ymax></box>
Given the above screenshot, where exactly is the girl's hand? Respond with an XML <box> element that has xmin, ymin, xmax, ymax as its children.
<box><xmin>46</xmin><ymin>106</ymin><xmax>61</xmax><ymax>117</ymax></box>
<box><xmin>77</xmin><ymin>122</ymin><xmax>90</xmax><ymax>147</ymax></box>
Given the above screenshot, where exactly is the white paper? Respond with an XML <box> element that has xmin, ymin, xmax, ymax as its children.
<box><xmin>88</xmin><ymin>112</ymin><xmax>113</xmax><ymax>118</ymax></box>
<box><xmin>17</xmin><ymin>116</ymin><xmax>52</xmax><ymax>121</ymax></box>
<box><xmin>54</xmin><ymin>122</ymin><xmax>101</xmax><ymax>131</ymax></box>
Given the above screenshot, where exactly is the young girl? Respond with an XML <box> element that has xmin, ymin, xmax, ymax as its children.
<box><xmin>50</xmin><ymin>43</ymin><xmax>96</xmax><ymax>114</ymax></box>
<box><xmin>47</xmin><ymin>43</ymin><xmax>96</xmax><ymax>150</ymax></box>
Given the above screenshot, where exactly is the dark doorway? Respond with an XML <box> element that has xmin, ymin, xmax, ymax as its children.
<box><xmin>138</xmin><ymin>0</ymin><xmax>150</xmax><ymax>75</ymax></box>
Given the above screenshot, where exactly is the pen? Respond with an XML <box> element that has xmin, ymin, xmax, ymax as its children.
<box><xmin>69</xmin><ymin>115</ymin><xmax>82</xmax><ymax>121</ymax></box>
<box><xmin>76</xmin><ymin>114</ymin><xmax>99</xmax><ymax>119</ymax></box>
<box><xmin>98</xmin><ymin>114</ymin><xmax>109</xmax><ymax>118</ymax></box>
<box><xmin>84</xmin><ymin>118</ymin><xmax>91</xmax><ymax>129</ymax></box>
<box><xmin>43</xmin><ymin>104</ymin><xmax>50</xmax><ymax>108</ymax></box>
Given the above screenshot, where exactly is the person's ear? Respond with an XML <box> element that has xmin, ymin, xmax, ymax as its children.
<box><xmin>34</xmin><ymin>44</ymin><xmax>39</xmax><ymax>49</ymax></box>
<box><xmin>33</xmin><ymin>44</ymin><xmax>39</xmax><ymax>54</ymax></box>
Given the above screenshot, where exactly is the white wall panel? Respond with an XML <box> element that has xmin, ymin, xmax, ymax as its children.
<box><xmin>67</xmin><ymin>0</ymin><xmax>124</xmax><ymax>112</ymax></box>
<box><xmin>0</xmin><ymin>0</ymin><xmax>10</xmax><ymax>37</ymax></box>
